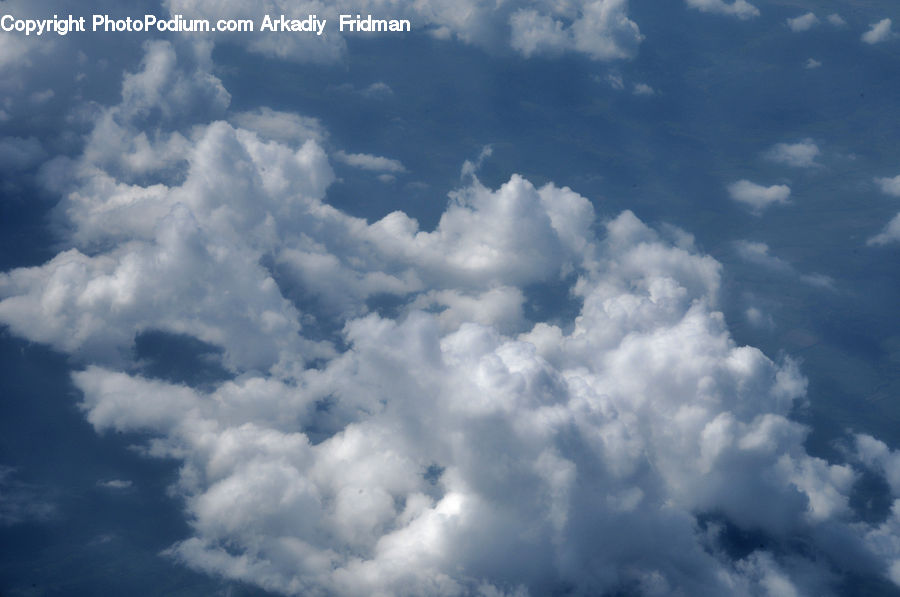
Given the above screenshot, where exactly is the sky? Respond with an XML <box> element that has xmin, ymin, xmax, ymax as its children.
<box><xmin>1</xmin><ymin>0</ymin><xmax>900</xmax><ymax>595</ymax></box>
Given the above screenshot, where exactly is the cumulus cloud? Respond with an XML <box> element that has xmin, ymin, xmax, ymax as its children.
<box><xmin>827</xmin><ymin>14</ymin><xmax>846</xmax><ymax>27</ymax></box>
<box><xmin>863</xmin><ymin>19</ymin><xmax>894</xmax><ymax>45</ymax></box>
<box><xmin>805</xmin><ymin>58</ymin><xmax>822</xmax><ymax>69</ymax></box>
<box><xmin>684</xmin><ymin>0</ymin><xmax>759</xmax><ymax>20</ymax></box>
<box><xmin>787</xmin><ymin>12</ymin><xmax>819</xmax><ymax>32</ymax></box>
<box><xmin>166</xmin><ymin>0</ymin><xmax>644</xmax><ymax>62</ymax></box>
<box><xmin>334</xmin><ymin>151</ymin><xmax>406</xmax><ymax>173</ymax></box>
<box><xmin>727</xmin><ymin>180</ymin><xmax>791</xmax><ymax>213</ymax></box>
<box><xmin>4</xmin><ymin>36</ymin><xmax>900</xmax><ymax>597</ymax></box>
<box><xmin>764</xmin><ymin>139</ymin><xmax>820</xmax><ymax>168</ymax></box>
<box><xmin>632</xmin><ymin>82</ymin><xmax>655</xmax><ymax>96</ymax></box>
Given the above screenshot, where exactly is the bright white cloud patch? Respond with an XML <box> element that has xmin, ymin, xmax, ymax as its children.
<box><xmin>827</xmin><ymin>14</ymin><xmax>846</xmax><ymax>27</ymax></box>
<box><xmin>3</xmin><ymin>37</ymin><xmax>900</xmax><ymax>597</ymax></box>
<box><xmin>787</xmin><ymin>12</ymin><xmax>819</xmax><ymax>32</ymax></box>
<box><xmin>764</xmin><ymin>139</ymin><xmax>820</xmax><ymax>168</ymax></box>
<box><xmin>863</xmin><ymin>18</ymin><xmax>893</xmax><ymax>44</ymax></box>
<box><xmin>684</xmin><ymin>0</ymin><xmax>759</xmax><ymax>20</ymax></box>
<box><xmin>727</xmin><ymin>180</ymin><xmax>791</xmax><ymax>213</ymax></box>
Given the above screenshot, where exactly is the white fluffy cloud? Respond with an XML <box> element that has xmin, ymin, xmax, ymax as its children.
<box><xmin>764</xmin><ymin>139</ymin><xmax>820</xmax><ymax>168</ymax></box>
<box><xmin>787</xmin><ymin>12</ymin><xmax>819</xmax><ymax>32</ymax></box>
<box><xmin>863</xmin><ymin>18</ymin><xmax>893</xmax><ymax>45</ymax></box>
<box><xmin>3</xmin><ymin>36</ymin><xmax>900</xmax><ymax>597</ymax></box>
<box><xmin>684</xmin><ymin>0</ymin><xmax>759</xmax><ymax>20</ymax></box>
<box><xmin>727</xmin><ymin>180</ymin><xmax>791</xmax><ymax>214</ymax></box>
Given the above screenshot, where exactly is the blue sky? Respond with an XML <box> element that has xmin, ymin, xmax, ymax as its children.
<box><xmin>2</xmin><ymin>1</ymin><xmax>900</xmax><ymax>595</ymax></box>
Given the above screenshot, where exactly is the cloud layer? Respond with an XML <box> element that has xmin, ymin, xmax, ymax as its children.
<box><xmin>2</xmin><ymin>40</ymin><xmax>900</xmax><ymax>596</ymax></box>
<box><xmin>165</xmin><ymin>0</ymin><xmax>644</xmax><ymax>62</ymax></box>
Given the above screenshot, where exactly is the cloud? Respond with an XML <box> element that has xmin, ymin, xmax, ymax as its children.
<box><xmin>787</xmin><ymin>12</ymin><xmax>819</xmax><ymax>32</ymax></box>
<box><xmin>165</xmin><ymin>0</ymin><xmax>644</xmax><ymax>62</ymax></box>
<box><xmin>3</xmin><ymin>42</ymin><xmax>334</xmax><ymax>372</ymax></box>
<box><xmin>862</xmin><ymin>19</ymin><xmax>893</xmax><ymax>45</ymax></box>
<box><xmin>230</xmin><ymin>108</ymin><xmax>328</xmax><ymax>145</ymax></box>
<box><xmin>633</xmin><ymin>82</ymin><xmax>655</xmax><ymax>96</ymax></box>
<box><xmin>0</xmin><ymin>466</ymin><xmax>56</xmax><ymax>525</ymax></box>
<box><xmin>804</xmin><ymin>58</ymin><xmax>822</xmax><ymax>69</ymax></box>
<box><xmin>684</xmin><ymin>0</ymin><xmax>759</xmax><ymax>20</ymax></box>
<box><xmin>870</xmin><ymin>177</ymin><xmax>900</xmax><ymax>245</ymax></box>
<box><xmin>605</xmin><ymin>73</ymin><xmax>625</xmax><ymax>90</ymax></box>
<box><xmin>727</xmin><ymin>180</ymin><xmax>791</xmax><ymax>213</ymax></box>
<box><xmin>362</xmin><ymin>82</ymin><xmax>394</xmax><ymax>98</ymax></box>
<box><xmin>99</xmin><ymin>479</ymin><xmax>134</xmax><ymax>490</ymax></box>
<box><xmin>509</xmin><ymin>0</ymin><xmax>644</xmax><ymax>60</ymax></box>
<box><xmin>4</xmin><ymin>36</ymin><xmax>900</xmax><ymax>597</ymax></box>
<box><xmin>868</xmin><ymin>214</ymin><xmax>900</xmax><ymax>246</ymax></box>
<box><xmin>827</xmin><ymin>14</ymin><xmax>846</xmax><ymax>27</ymax></box>
<box><xmin>334</xmin><ymin>151</ymin><xmax>406</xmax><ymax>173</ymax></box>
<box><xmin>734</xmin><ymin>241</ymin><xmax>834</xmax><ymax>289</ymax></box>
<box><xmin>745</xmin><ymin>306</ymin><xmax>773</xmax><ymax>329</ymax></box>
<box><xmin>0</xmin><ymin>136</ymin><xmax>46</xmax><ymax>172</ymax></box>
<box><xmin>856</xmin><ymin>435</ymin><xmax>900</xmax><ymax>497</ymax></box>
<box><xmin>876</xmin><ymin>175</ymin><xmax>900</xmax><ymax>197</ymax></box>
<box><xmin>764</xmin><ymin>139</ymin><xmax>820</xmax><ymax>168</ymax></box>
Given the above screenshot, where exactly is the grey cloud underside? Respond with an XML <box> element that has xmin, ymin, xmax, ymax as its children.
<box><xmin>3</xmin><ymin>38</ymin><xmax>900</xmax><ymax>597</ymax></box>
